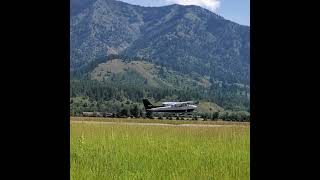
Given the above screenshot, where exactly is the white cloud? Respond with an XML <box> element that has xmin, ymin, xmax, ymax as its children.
<box><xmin>165</xmin><ymin>0</ymin><xmax>220</xmax><ymax>12</ymax></box>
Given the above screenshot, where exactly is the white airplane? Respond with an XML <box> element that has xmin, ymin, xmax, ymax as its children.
<box><xmin>143</xmin><ymin>99</ymin><xmax>198</xmax><ymax>113</ymax></box>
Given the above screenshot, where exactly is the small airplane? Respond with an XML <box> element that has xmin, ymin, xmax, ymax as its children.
<box><xmin>143</xmin><ymin>99</ymin><xmax>198</xmax><ymax>113</ymax></box>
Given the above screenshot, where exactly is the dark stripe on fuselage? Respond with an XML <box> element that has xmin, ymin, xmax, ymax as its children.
<box><xmin>147</xmin><ymin>109</ymin><xmax>195</xmax><ymax>113</ymax></box>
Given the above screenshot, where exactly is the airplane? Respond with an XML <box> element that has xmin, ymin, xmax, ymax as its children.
<box><xmin>142</xmin><ymin>99</ymin><xmax>198</xmax><ymax>113</ymax></box>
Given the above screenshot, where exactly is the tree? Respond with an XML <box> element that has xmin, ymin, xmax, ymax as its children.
<box><xmin>192</xmin><ymin>115</ymin><xmax>197</xmax><ymax>120</ymax></box>
<box><xmin>146</xmin><ymin>111</ymin><xmax>153</xmax><ymax>119</ymax></box>
<box><xmin>218</xmin><ymin>112</ymin><xmax>227</xmax><ymax>121</ymax></box>
<box><xmin>130</xmin><ymin>105</ymin><xmax>139</xmax><ymax>118</ymax></box>
<box><xmin>211</xmin><ymin>111</ymin><xmax>219</xmax><ymax>121</ymax></box>
<box><xmin>203</xmin><ymin>116</ymin><xmax>207</xmax><ymax>121</ymax></box>
<box><xmin>120</xmin><ymin>108</ymin><xmax>129</xmax><ymax>117</ymax></box>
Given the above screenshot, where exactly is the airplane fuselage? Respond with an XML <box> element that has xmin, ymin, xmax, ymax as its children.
<box><xmin>146</xmin><ymin>105</ymin><xmax>197</xmax><ymax>113</ymax></box>
<box><xmin>143</xmin><ymin>99</ymin><xmax>197</xmax><ymax>113</ymax></box>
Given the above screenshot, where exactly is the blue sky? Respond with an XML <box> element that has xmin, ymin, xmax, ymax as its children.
<box><xmin>118</xmin><ymin>0</ymin><xmax>250</xmax><ymax>26</ymax></box>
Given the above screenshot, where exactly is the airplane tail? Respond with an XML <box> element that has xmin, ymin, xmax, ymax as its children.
<box><xmin>143</xmin><ymin>99</ymin><xmax>154</xmax><ymax>110</ymax></box>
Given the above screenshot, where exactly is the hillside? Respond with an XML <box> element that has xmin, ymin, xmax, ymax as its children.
<box><xmin>70</xmin><ymin>56</ymin><xmax>250</xmax><ymax>114</ymax></box>
<box><xmin>70</xmin><ymin>0</ymin><xmax>250</xmax><ymax>116</ymax></box>
<box><xmin>70</xmin><ymin>0</ymin><xmax>250</xmax><ymax>85</ymax></box>
<box><xmin>90</xmin><ymin>59</ymin><xmax>211</xmax><ymax>89</ymax></box>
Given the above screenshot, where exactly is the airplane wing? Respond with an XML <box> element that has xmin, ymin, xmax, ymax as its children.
<box><xmin>163</xmin><ymin>101</ymin><xmax>197</xmax><ymax>105</ymax></box>
<box><xmin>163</xmin><ymin>102</ymin><xmax>191</xmax><ymax>107</ymax></box>
<box><xmin>162</xmin><ymin>102</ymin><xmax>178</xmax><ymax>106</ymax></box>
<box><xmin>162</xmin><ymin>101</ymin><xmax>198</xmax><ymax>106</ymax></box>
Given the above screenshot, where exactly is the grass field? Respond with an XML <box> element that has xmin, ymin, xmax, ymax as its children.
<box><xmin>70</xmin><ymin>118</ymin><xmax>250</xmax><ymax>180</ymax></box>
<box><xmin>71</xmin><ymin>117</ymin><xmax>250</xmax><ymax>126</ymax></box>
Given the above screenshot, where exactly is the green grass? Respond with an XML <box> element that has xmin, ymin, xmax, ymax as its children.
<box><xmin>71</xmin><ymin>117</ymin><xmax>250</xmax><ymax>126</ymax></box>
<box><xmin>70</xmin><ymin>121</ymin><xmax>250</xmax><ymax>180</ymax></box>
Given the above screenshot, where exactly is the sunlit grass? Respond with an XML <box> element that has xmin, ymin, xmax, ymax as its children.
<box><xmin>70</xmin><ymin>121</ymin><xmax>250</xmax><ymax>180</ymax></box>
<box><xmin>71</xmin><ymin>117</ymin><xmax>250</xmax><ymax>126</ymax></box>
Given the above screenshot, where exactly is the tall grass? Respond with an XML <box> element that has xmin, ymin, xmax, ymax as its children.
<box><xmin>71</xmin><ymin>117</ymin><xmax>250</xmax><ymax>126</ymax></box>
<box><xmin>70</xmin><ymin>122</ymin><xmax>250</xmax><ymax>180</ymax></box>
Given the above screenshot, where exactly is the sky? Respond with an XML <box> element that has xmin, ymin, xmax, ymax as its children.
<box><xmin>118</xmin><ymin>0</ymin><xmax>250</xmax><ymax>26</ymax></box>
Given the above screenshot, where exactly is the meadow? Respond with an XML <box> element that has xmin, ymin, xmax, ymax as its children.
<box><xmin>70</xmin><ymin>118</ymin><xmax>250</xmax><ymax>180</ymax></box>
<box><xmin>71</xmin><ymin>117</ymin><xmax>250</xmax><ymax>125</ymax></box>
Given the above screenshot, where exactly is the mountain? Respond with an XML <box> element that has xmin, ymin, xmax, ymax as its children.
<box><xmin>70</xmin><ymin>55</ymin><xmax>250</xmax><ymax>113</ymax></box>
<box><xmin>70</xmin><ymin>0</ymin><xmax>250</xmax><ymax>85</ymax></box>
<box><xmin>90</xmin><ymin>59</ymin><xmax>212</xmax><ymax>89</ymax></box>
